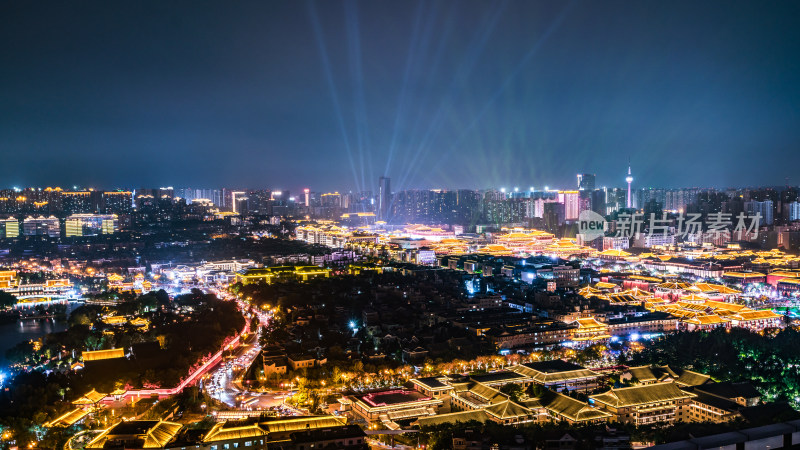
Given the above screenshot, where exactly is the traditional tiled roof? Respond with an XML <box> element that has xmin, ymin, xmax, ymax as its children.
<box><xmin>411</xmin><ymin>377</ymin><xmax>451</xmax><ymax>391</ymax></box>
<box><xmin>82</xmin><ymin>348</ymin><xmax>125</xmax><ymax>361</ymax></box>
<box><xmin>72</xmin><ymin>389</ymin><xmax>106</xmax><ymax>405</ymax></box>
<box><xmin>578</xmin><ymin>286</ymin><xmax>602</xmax><ymax>298</ymax></box>
<box><xmin>202</xmin><ymin>421</ymin><xmax>266</xmax><ymax>443</ymax></box>
<box><xmin>416</xmin><ymin>410</ymin><xmax>489</xmax><ymax>427</ymax></box>
<box><xmin>679</xmin><ymin>293</ymin><xmax>708</xmax><ymax>302</ymax></box>
<box><xmin>696</xmin><ymin>381</ymin><xmax>761</xmax><ymax>401</ymax></box>
<box><xmin>512</xmin><ymin>361</ymin><xmax>599</xmax><ymax>384</ymax></box>
<box><xmin>656</xmin><ymin>282</ymin><xmax>690</xmax><ymax>290</ymax></box>
<box><xmin>574</xmin><ymin>317</ymin><xmax>607</xmax><ymax>329</ymax></box>
<box><xmin>143</xmin><ymin>421</ymin><xmax>183</xmax><ymax>448</ymax></box>
<box><xmin>44</xmin><ymin>408</ymin><xmax>90</xmax><ymax>427</ymax></box>
<box><xmin>86</xmin><ymin>420</ymin><xmax>182</xmax><ymax>449</ymax></box>
<box><xmin>590</xmin><ymin>382</ymin><xmax>695</xmax><ymax>408</ymax></box>
<box><xmin>598</xmin><ymin>249</ymin><xmax>631</xmax><ymax>257</ymax></box>
<box><xmin>704</xmin><ymin>300</ymin><xmax>749</xmax><ymax>313</ymax></box>
<box><xmin>484</xmin><ymin>400</ymin><xmax>531</xmax><ymax>419</ymax></box>
<box><xmin>606</xmin><ymin>294</ymin><xmax>639</xmax><ymax>304</ymax></box>
<box><xmin>685</xmin><ymin>314</ymin><xmax>729</xmax><ymax>325</ymax></box>
<box><xmin>672</xmin><ymin>369</ymin><xmax>711</xmax><ymax>387</ymax></box>
<box><xmin>688</xmin><ymin>283</ymin><xmax>741</xmax><ymax>294</ymax></box>
<box><xmin>102</xmin><ymin>315</ymin><xmax>127</xmax><ymax>325</ymax></box>
<box><xmin>677</xmin><ymin>302</ymin><xmax>710</xmax><ymax>312</ymax></box>
<box><xmin>544</xmin><ymin>393</ymin><xmax>611</xmax><ymax>422</ymax></box>
<box><xmin>734</xmin><ymin>310</ymin><xmax>781</xmax><ymax>321</ymax></box>
<box><xmin>627</xmin><ymin>366</ymin><xmax>658</xmax><ymax>384</ymax></box>
<box><xmin>469</xmin><ymin>371</ymin><xmax>528</xmax><ymax>385</ymax></box>
<box><xmin>724</xmin><ymin>271</ymin><xmax>765</xmax><ymax>279</ymax></box>
<box><xmin>465</xmin><ymin>382</ymin><xmax>507</xmax><ymax>404</ymax></box>
<box><xmin>260</xmin><ymin>415</ymin><xmax>347</xmax><ymax>434</ymax></box>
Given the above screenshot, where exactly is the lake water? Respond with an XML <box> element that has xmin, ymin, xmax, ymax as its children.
<box><xmin>0</xmin><ymin>301</ymin><xmax>77</xmax><ymax>368</ymax></box>
<box><xmin>0</xmin><ymin>319</ymin><xmax>68</xmax><ymax>367</ymax></box>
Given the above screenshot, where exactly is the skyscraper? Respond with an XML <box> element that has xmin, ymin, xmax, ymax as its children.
<box><xmin>577</xmin><ymin>173</ymin><xmax>596</xmax><ymax>191</ymax></box>
<box><xmin>558</xmin><ymin>191</ymin><xmax>580</xmax><ymax>221</ymax></box>
<box><xmin>378</xmin><ymin>176</ymin><xmax>391</xmax><ymax>221</ymax></box>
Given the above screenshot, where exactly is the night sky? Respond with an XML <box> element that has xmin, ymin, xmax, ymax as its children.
<box><xmin>2</xmin><ymin>1</ymin><xmax>799</xmax><ymax>192</ymax></box>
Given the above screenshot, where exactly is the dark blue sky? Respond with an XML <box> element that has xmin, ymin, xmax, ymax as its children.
<box><xmin>1</xmin><ymin>1</ymin><xmax>799</xmax><ymax>192</ymax></box>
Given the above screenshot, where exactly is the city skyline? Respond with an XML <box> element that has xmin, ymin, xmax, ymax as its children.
<box><xmin>2</xmin><ymin>1</ymin><xmax>800</xmax><ymax>190</ymax></box>
<box><xmin>3</xmin><ymin>166</ymin><xmax>800</xmax><ymax>195</ymax></box>
<box><xmin>4</xmin><ymin>2</ymin><xmax>800</xmax><ymax>447</ymax></box>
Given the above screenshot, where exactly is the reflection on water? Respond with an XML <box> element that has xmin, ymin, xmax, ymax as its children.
<box><xmin>0</xmin><ymin>302</ymin><xmax>77</xmax><ymax>368</ymax></box>
<box><xmin>0</xmin><ymin>319</ymin><xmax>69</xmax><ymax>367</ymax></box>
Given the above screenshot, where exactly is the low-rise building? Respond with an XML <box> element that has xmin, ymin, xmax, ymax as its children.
<box><xmin>511</xmin><ymin>360</ymin><xmax>602</xmax><ymax>393</ymax></box>
<box><xmin>343</xmin><ymin>389</ymin><xmax>443</xmax><ymax>426</ymax></box>
<box><xmin>589</xmin><ymin>382</ymin><xmax>696</xmax><ymax>425</ymax></box>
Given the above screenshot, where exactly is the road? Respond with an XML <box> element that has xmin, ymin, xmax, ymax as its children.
<box><xmin>201</xmin><ymin>296</ymin><xmax>303</xmax><ymax>414</ymax></box>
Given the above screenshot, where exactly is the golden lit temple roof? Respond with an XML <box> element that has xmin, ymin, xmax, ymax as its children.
<box><xmin>45</xmin><ymin>408</ymin><xmax>90</xmax><ymax>427</ymax></box>
<box><xmin>544</xmin><ymin>393</ymin><xmax>611</xmax><ymax>422</ymax></box>
<box><xmin>685</xmin><ymin>314</ymin><xmax>729</xmax><ymax>325</ymax></box>
<box><xmin>598</xmin><ymin>249</ymin><xmax>631</xmax><ymax>257</ymax></box>
<box><xmin>102</xmin><ymin>316</ymin><xmax>127</xmax><ymax>325</ymax></box>
<box><xmin>82</xmin><ymin>348</ymin><xmax>125</xmax><ymax>362</ymax></box>
<box><xmin>656</xmin><ymin>282</ymin><xmax>690</xmax><ymax>290</ymax></box>
<box><xmin>574</xmin><ymin>317</ymin><xmax>607</xmax><ymax>329</ymax></box>
<box><xmin>202</xmin><ymin>422</ymin><xmax>266</xmax><ymax>443</ymax></box>
<box><xmin>734</xmin><ymin>310</ymin><xmax>781</xmax><ymax>321</ymax></box>
<box><xmin>725</xmin><ymin>271</ymin><xmax>765</xmax><ymax>278</ymax></box>
<box><xmin>703</xmin><ymin>300</ymin><xmax>749</xmax><ymax>313</ymax></box>
<box><xmin>679</xmin><ymin>293</ymin><xmax>708</xmax><ymax>302</ymax></box>
<box><xmin>260</xmin><ymin>415</ymin><xmax>347</xmax><ymax>434</ymax></box>
<box><xmin>73</xmin><ymin>389</ymin><xmax>107</xmax><ymax>405</ymax></box>
<box><xmin>590</xmin><ymin>382</ymin><xmax>695</xmax><ymax>408</ymax></box>
<box><xmin>86</xmin><ymin>420</ymin><xmax>183</xmax><ymax>449</ymax></box>
<box><xmin>687</xmin><ymin>283</ymin><xmax>741</xmax><ymax>294</ymax></box>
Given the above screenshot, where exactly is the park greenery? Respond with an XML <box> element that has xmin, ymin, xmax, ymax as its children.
<box><xmin>0</xmin><ymin>289</ymin><xmax>245</xmax><ymax>449</ymax></box>
<box><xmin>626</xmin><ymin>327</ymin><xmax>800</xmax><ymax>406</ymax></box>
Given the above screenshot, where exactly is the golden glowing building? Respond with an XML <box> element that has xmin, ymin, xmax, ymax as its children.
<box><xmin>236</xmin><ymin>266</ymin><xmax>331</xmax><ymax>285</ymax></box>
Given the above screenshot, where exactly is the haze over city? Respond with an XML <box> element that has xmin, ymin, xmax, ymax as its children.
<box><xmin>4</xmin><ymin>2</ymin><xmax>800</xmax><ymax>450</ymax></box>
<box><xmin>2</xmin><ymin>1</ymin><xmax>800</xmax><ymax>191</ymax></box>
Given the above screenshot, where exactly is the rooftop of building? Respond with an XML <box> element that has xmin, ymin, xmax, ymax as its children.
<box><xmin>590</xmin><ymin>382</ymin><xmax>695</xmax><ymax>408</ymax></box>
<box><xmin>354</xmin><ymin>389</ymin><xmax>431</xmax><ymax>407</ymax></box>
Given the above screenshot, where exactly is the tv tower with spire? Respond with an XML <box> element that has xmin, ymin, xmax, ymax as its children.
<box><xmin>625</xmin><ymin>159</ymin><xmax>633</xmax><ymax>209</ymax></box>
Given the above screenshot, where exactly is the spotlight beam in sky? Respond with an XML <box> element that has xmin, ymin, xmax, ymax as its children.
<box><xmin>345</xmin><ymin>0</ymin><xmax>370</xmax><ymax>193</ymax></box>
<box><xmin>384</xmin><ymin>1</ymin><xmax>430</xmax><ymax>178</ymax></box>
<box><xmin>395</xmin><ymin>1</ymin><xmax>509</xmax><ymax>192</ymax></box>
<box><xmin>414</xmin><ymin>1</ymin><xmax>575</xmax><ymax>188</ymax></box>
<box><xmin>307</xmin><ymin>1</ymin><xmax>362</xmax><ymax>193</ymax></box>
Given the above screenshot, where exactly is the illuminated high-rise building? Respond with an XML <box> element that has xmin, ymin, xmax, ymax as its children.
<box><xmin>789</xmin><ymin>201</ymin><xmax>800</xmax><ymax>222</ymax></box>
<box><xmin>23</xmin><ymin>216</ymin><xmax>60</xmax><ymax>237</ymax></box>
<box><xmin>65</xmin><ymin>214</ymin><xmax>118</xmax><ymax>237</ymax></box>
<box><xmin>0</xmin><ymin>217</ymin><xmax>19</xmax><ymax>238</ymax></box>
<box><xmin>230</xmin><ymin>191</ymin><xmax>246</xmax><ymax>213</ymax></box>
<box><xmin>62</xmin><ymin>191</ymin><xmax>93</xmax><ymax>214</ymax></box>
<box><xmin>101</xmin><ymin>191</ymin><xmax>133</xmax><ymax>214</ymax></box>
<box><xmin>591</xmin><ymin>188</ymin><xmax>607</xmax><ymax>216</ymax></box>
<box><xmin>577</xmin><ymin>173</ymin><xmax>596</xmax><ymax>191</ymax></box>
<box><xmin>378</xmin><ymin>176</ymin><xmax>391</xmax><ymax>221</ymax></box>
<box><xmin>625</xmin><ymin>163</ymin><xmax>634</xmax><ymax>209</ymax></box>
<box><xmin>745</xmin><ymin>200</ymin><xmax>774</xmax><ymax>225</ymax></box>
<box><xmin>320</xmin><ymin>192</ymin><xmax>342</xmax><ymax>208</ymax></box>
<box><xmin>558</xmin><ymin>190</ymin><xmax>580</xmax><ymax>221</ymax></box>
